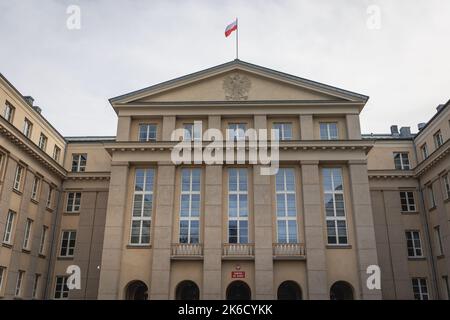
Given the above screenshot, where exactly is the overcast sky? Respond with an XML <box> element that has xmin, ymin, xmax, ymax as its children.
<box><xmin>0</xmin><ymin>0</ymin><xmax>449</xmax><ymax>136</ymax></box>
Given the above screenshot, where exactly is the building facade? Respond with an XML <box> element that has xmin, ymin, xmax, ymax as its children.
<box><xmin>0</xmin><ymin>60</ymin><xmax>448</xmax><ymax>300</ymax></box>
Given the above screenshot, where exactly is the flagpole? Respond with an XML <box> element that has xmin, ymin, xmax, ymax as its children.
<box><xmin>236</xmin><ymin>17</ymin><xmax>239</xmax><ymax>60</ymax></box>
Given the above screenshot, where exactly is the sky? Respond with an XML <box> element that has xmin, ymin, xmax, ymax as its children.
<box><xmin>0</xmin><ymin>0</ymin><xmax>449</xmax><ymax>137</ymax></box>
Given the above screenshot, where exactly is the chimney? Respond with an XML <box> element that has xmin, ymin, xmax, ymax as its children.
<box><xmin>33</xmin><ymin>106</ymin><xmax>42</xmax><ymax>114</ymax></box>
<box><xmin>24</xmin><ymin>96</ymin><xmax>34</xmax><ymax>106</ymax></box>
<box><xmin>399</xmin><ymin>126</ymin><xmax>411</xmax><ymax>137</ymax></box>
<box><xmin>436</xmin><ymin>104</ymin><xmax>444</xmax><ymax>112</ymax></box>
<box><xmin>390</xmin><ymin>125</ymin><xmax>399</xmax><ymax>136</ymax></box>
<box><xmin>418</xmin><ymin>123</ymin><xmax>426</xmax><ymax>130</ymax></box>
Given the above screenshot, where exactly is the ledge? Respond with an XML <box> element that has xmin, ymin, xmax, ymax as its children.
<box><xmin>57</xmin><ymin>256</ymin><xmax>74</xmax><ymax>261</ymax></box>
<box><xmin>30</xmin><ymin>198</ymin><xmax>39</xmax><ymax>205</ymax></box>
<box><xmin>12</xmin><ymin>188</ymin><xmax>23</xmax><ymax>196</ymax></box>
<box><xmin>126</xmin><ymin>245</ymin><xmax>152</xmax><ymax>249</ymax></box>
<box><xmin>65</xmin><ymin>171</ymin><xmax>111</xmax><ymax>181</ymax></box>
<box><xmin>326</xmin><ymin>244</ymin><xmax>352</xmax><ymax>249</ymax></box>
<box><xmin>1</xmin><ymin>242</ymin><xmax>12</xmax><ymax>249</ymax></box>
<box><xmin>408</xmin><ymin>256</ymin><xmax>427</xmax><ymax>261</ymax></box>
<box><xmin>38</xmin><ymin>253</ymin><xmax>46</xmax><ymax>259</ymax></box>
<box><xmin>401</xmin><ymin>211</ymin><xmax>419</xmax><ymax>215</ymax></box>
<box><xmin>21</xmin><ymin>248</ymin><xmax>31</xmax><ymax>254</ymax></box>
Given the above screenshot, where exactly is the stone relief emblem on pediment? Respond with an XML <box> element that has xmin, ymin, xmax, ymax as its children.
<box><xmin>222</xmin><ymin>73</ymin><xmax>252</xmax><ymax>101</ymax></box>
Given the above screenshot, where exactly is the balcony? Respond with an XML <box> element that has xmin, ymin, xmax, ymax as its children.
<box><xmin>222</xmin><ymin>243</ymin><xmax>255</xmax><ymax>260</ymax></box>
<box><xmin>273</xmin><ymin>243</ymin><xmax>306</xmax><ymax>260</ymax></box>
<box><xmin>171</xmin><ymin>243</ymin><xmax>203</xmax><ymax>260</ymax></box>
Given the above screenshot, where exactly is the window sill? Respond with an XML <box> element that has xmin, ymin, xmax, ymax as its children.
<box><xmin>401</xmin><ymin>211</ymin><xmax>419</xmax><ymax>215</ymax></box>
<box><xmin>2</xmin><ymin>242</ymin><xmax>13</xmax><ymax>249</ymax></box>
<box><xmin>63</xmin><ymin>211</ymin><xmax>80</xmax><ymax>215</ymax></box>
<box><xmin>408</xmin><ymin>256</ymin><xmax>426</xmax><ymax>261</ymax></box>
<box><xmin>21</xmin><ymin>248</ymin><xmax>31</xmax><ymax>254</ymax></box>
<box><xmin>444</xmin><ymin>198</ymin><xmax>450</xmax><ymax>204</ymax></box>
<box><xmin>30</xmin><ymin>198</ymin><xmax>39</xmax><ymax>205</ymax></box>
<box><xmin>437</xmin><ymin>254</ymin><xmax>445</xmax><ymax>260</ymax></box>
<box><xmin>326</xmin><ymin>244</ymin><xmax>352</xmax><ymax>249</ymax></box>
<box><xmin>46</xmin><ymin>207</ymin><xmax>54</xmax><ymax>213</ymax></box>
<box><xmin>57</xmin><ymin>256</ymin><xmax>74</xmax><ymax>261</ymax></box>
<box><xmin>38</xmin><ymin>253</ymin><xmax>46</xmax><ymax>259</ymax></box>
<box><xmin>429</xmin><ymin>206</ymin><xmax>437</xmax><ymax>212</ymax></box>
<box><xmin>126</xmin><ymin>244</ymin><xmax>152</xmax><ymax>249</ymax></box>
<box><xmin>12</xmin><ymin>188</ymin><xmax>23</xmax><ymax>196</ymax></box>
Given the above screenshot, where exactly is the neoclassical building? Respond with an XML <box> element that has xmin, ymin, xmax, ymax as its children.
<box><xmin>0</xmin><ymin>60</ymin><xmax>448</xmax><ymax>300</ymax></box>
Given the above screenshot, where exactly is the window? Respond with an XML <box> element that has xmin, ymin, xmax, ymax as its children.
<box><xmin>13</xmin><ymin>164</ymin><xmax>24</xmax><ymax>191</ymax></box>
<box><xmin>228</xmin><ymin>123</ymin><xmax>247</xmax><ymax>141</ymax></box>
<box><xmin>54</xmin><ymin>276</ymin><xmax>69</xmax><ymax>299</ymax></box>
<box><xmin>323</xmin><ymin>168</ymin><xmax>348</xmax><ymax>245</ymax></box>
<box><xmin>71</xmin><ymin>154</ymin><xmax>87</xmax><ymax>172</ymax></box>
<box><xmin>53</xmin><ymin>146</ymin><xmax>61</xmax><ymax>162</ymax></box>
<box><xmin>421</xmin><ymin>144</ymin><xmax>429</xmax><ymax>160</ymax></box>
<box><xmin>15</xmin><ymin>270</ymin><xmax>25</xmax><ymax>297</ymax></box>
<box><xmin>434</xmin><ymin>226</ymin><xmax>443</xmax><ymax>256</ymax></box>
<box><xmin>3</xmin><ymin>101</ymin><xmax>15</xmax><ymax>122</ymax></box>
<box><xmin>400</xmin><ymin>191</ymin><xmax>416</xmax><ymax>212</ymax></box>
<box><xmin>38</xmin><ymin>133</ymin><xmax>48</xmax><ymax>151</ymax></box>
<box><xmin>39</xmin><ymin>226</ymin><xmax>48</xmax><ymax>255</ymax></box>
<box><xmin>183</xmin><ymin>123</ymin><xmax>201</xmax><ymax>141</ymax></box>
<box><xmin>442</xmin><ymin>174</ymin><xmax>450</xmax><ymax>200</ymax></box>
<box><xmin>3</xmin><ymin>210</ymin><xmax>16</xmax><ymax>244</ymax></box>
<box><xmin>443</xmin><ymin>276</ymin><xmax>450</xmax><ymax>300</ymax></box>
<box><xmin>434</xmin><ymin>130</ymin><xmax>444</xmax><ymax>148</ymax></box>
<box><xmin>46</xmin><ymin>186</ymin><xmax>53</xmax><ymax>208</ymax></box>
<box><xmin>23</xmin><ymin>118</ymin><xmax>33</xmax><ymax>138</ymax></box>
<box><xmin>273</xmin><ymin>123</ymin><xmax>293</xmax><ymax>141</ymax></box>
<box><xmin>60</xmin><ymin>231</ymin><xmax>76</xmax><ymax>257</ymax></box>
<box><xmin>393</xmin><ymin>153</ymin><xmax>410</xmax><ymax>170</ymax></box>
<box><xmin>66</xmin><ymin>192</ymin><xmax>82</xmax><ymax>213</ymax></box>
<box><xmin>32</xmin><ymin>274</ymin><xmax>40</xmax><ymax>299</ymax></box>
<box><xmin>139</xmin><ymin>124</ymin><xmax>157</xmax><ymax>142</ymax></box>
<box><xmin>428</xmin><ymin>185</ymin><xmax>436</xmax><ymax>208</ymax></box>
<box><xmin>228</xmin><ymin>168</ymin><xmax>248</xmax><ymax>244</ymax></box>
<box><xmin>130</xmin><ymin>168</ymin><xmax>154</xmax><ymax>245</ymax></box>
<box><xmin>320</xmin><ymin>123</ymin><xmax>338</xmax><ymax>140</ymax></box>
<box><xmin>31</xmin><ymin>176</ymin><xmax>40</xmax><ymax>201</ymax></box>
<box><xmin>23</xmin><ymin>218</ymin><xmax>33</xmax><ymax>250</ymax></box>
<box><xmin>275</xmin><ymin>168</ymin><xmax>298</xmax><ymax>243</ymax></box>
<box><xmin>406</xmin><ymin>231</ymin><xmax>423</xmax><ymax>257</ymax></box>
<box><xmin>179</xmin><ymin>168</ymin><xmax>201</xmax><ymax>243</ymax></box>
<box><xmin>0</xmin><ymin>267</ymin><xmax>5</xmax><ymax>292</ymax></box>
<box><xmin>412</xmin><ymin>278</ymin><xmax>429</xmax><ymax>300</ymax></box>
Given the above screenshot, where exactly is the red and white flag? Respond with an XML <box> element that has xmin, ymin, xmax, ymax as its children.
<box><xmin>225</xmin><ymin>19</ymin><xmax>238</xmax><ymax>37</ymax></box>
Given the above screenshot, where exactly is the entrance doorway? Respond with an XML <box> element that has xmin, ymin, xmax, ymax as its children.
<box><xmin>226</xmin><ymin>280</ymin><xmax>251</xmax><ymax>300</ymax></box>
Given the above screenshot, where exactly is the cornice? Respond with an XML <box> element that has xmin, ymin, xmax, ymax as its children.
<box><xmin>368</xmin><ymin>169</ymin><xmax>416</xmax><ymax>180</ymax></box>
<box><xmin>414</xmin><ymin>140</ymin><xmax>449</xmax><ymax>177</ymax></box>
<box><xmin>65</xmin><ymin>171</ymin><xmax>111</xmax><ymax>181</ymax></box>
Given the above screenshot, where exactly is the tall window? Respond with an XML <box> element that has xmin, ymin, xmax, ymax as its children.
<box><xmin>428</xmin><ymin>185</ymin><xmax>436</xmax><ymax>208</ymax></box>
<box><xmin>130</xmin><ymin>169</ymin><xmax>154</xmax><ymax>245</ymax></box>
<box><xmin>228</xmin><ymin>123</ymin><xmax>247</xmax><ymax>141</ymax></box>
<box><xmin>434</xmin><ymin>226</ymin><xmax>443</xmax><ymax>256</ymax></box>
<box><xmin>323</xmin><ymin>168</ymin><xmax>347</xmax><ymax>245</ymax></box>
<box><xmin>23</xmin><ymin>118</ymin><xmax>33</xmax><ymax>138</ymax></box>
<box><xmin>393</xmin><ymin>153</ymin><xmax>410</xmax><ymax>170</ymax></box>
<box><xmin>15</xmin><ymin>270</ymin><xmax>25</xmax><ymax>297</ymax></box>
<box><xmin>442</xmin><ymin>174</ymin><xmax>450</xmax><ymax>200</ymax></box>
<box><xmin>273</xmin><ymin>123</ymin><xmax>293</xmax><ymax>141</ymax></box>
<box><xmin>39</xmin><ymin>226</ymin><xmax>48</xmax><ymax>255</ymax></box>
<box><xmin>53</xmin><ymin>145</ymin><xmax>61</xmax><ymax>162</ymax></box>
<box><xmin>434</xmin><ymin>130</ymin><xmax>444</xmax><ymax>148</ymax></box>
<box><xmin>183</xmin><ymin>123</ymin><xmax>201</xmax><ymax>141</ymax></box>
<box><xmin>13</xmin><ymin>164</ymin><xmax>24</xmax><ymax>191</ymax></box>
<box><xmin>71</xmin><ymin>154</ymin><xmax>87</xmax><ymax>172</ymax></box>
<box><xmin>54</xmin><ymin>276</ymin><xmax>69</xmax><ymax>299</ymax></box>
<box><xmin>412</xmin><ymin>278</ymin><xmax>429</xmax><ymax>300</ymax></box>
<box><xmin>400</xmin><ymin>191</ymin><xmax>416</xmax><ymax>212</ymax></box>
<box><xmin>406</xmin><ymin>231</ymin><xmax>423</xmax><ymax>257</ymax></box>
<box><xmin>38</xmin><ymin>133</ymin><xmax>48</xmax><ymax>151</ymax></box>
<box><xmin>3</xmin><ymin>101</ymin><xmax>15</xmax><ymax>122</ymax></box>
<box><xmin>275</xmin><ymin>168</ymin><xmax>298</xmax><ymax>243</ymax></box>
<box><xmin>3</xmin><ymin>210</ymin><xmax>16</xmax><ymax>244</ymax></box>
<box><xmin>421</xmin><ymin>144</ymin><xmax>429</xmax><ymax>160</ymax></box>
<box><xmin>60</xmin><ymin>231</ymin><xmax>77</xmax><ymax>257</ymax></box>
<box><xmin>228</xmin><ymin>168</ymin><xmax>248</xmax><ymax>244</ymax></box>
<box><xmin>179</xmin><ymin>168</ymin><xmax>201</xmax><ymax>243</ymax></box>
<box><xmin>32</xmin><ymin>274</ymin><xmax>40</xmax><ymax>299</ymax></box>
<box><xmin>138</xmin><ymin>124</ymin><xmax>157</xmax><ymax>142</ymax></box>
<box><xmin>443</xmin><ymin>276</ymin><xmax>450</xmax><ymax>300</ymax></box>
<box><xmin>23</xmin><ymin>218</ymin><xmax>33</xmax><ymax>250</ymax></box>
<box><xmin>66</xmin><ymin>192</ymin><xmax>82</xmax><ymax>213</ymax></box>
<box><xmin>46</xmin><ymin>186</ymin><xmax>53</xmax><ymax>208</ymax></box>
<box><xmin>0</xmin><ymin>267</ymin><xmax>5</xmax><ymax>292</ymax></box>
<box><xmin>320</xmin><ymin>123</ymin><xmax>338</xmax><ymax>140</ymax></box>
<box><xmin>31</xmin><ymin>176</ymin><xmax>41</xmax><ymax>201</ymax></box>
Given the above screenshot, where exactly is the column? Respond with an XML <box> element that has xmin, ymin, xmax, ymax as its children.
<box><xmin>299</xmin><ymin>115</ymin><xmax>314</xmax><ymax>140</ymax></box>
<box><xmin>149</xmin><ymin>163</ymin><xmax>176</xmax><ymax>299</ymax></box>
<box><xmin>348</xmin><ymin>160</ymin><xmax>382</xmax><ymax>299</ymax></box>
<box><xmin>301</xmin><ymin>161</ymin><xmax>328</xmax><ymax>299</ymax></box>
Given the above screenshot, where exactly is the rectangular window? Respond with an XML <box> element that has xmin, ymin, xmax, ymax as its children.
<box><xmin>3</xmin><ymin>210</ymin><xmax>16</xmax><ymax>244</ymax></box>
<box><xmin>228</xmin><ymin>168</ymin><xmax>248</xmax><ymax>244</ymax></box>
<box><xmin>53</xmin><ymin>146</ymin><xmax>61</xmax><ymax>162</ymax></box>
<box><xmin>442</xmin><ymin>174</ymin><xmax>450</xmax><ymax>200</ymax></box>
<box><xmin>13</xmin><ymin>164</ymin><xmax>24</xmax><ymax>191</ymax></box>
<box><xmin>183</xmin><ymin>123</ymin><xmax>202</xmax><ymax>141</ymax></box>
<box><xmin>130</xmin><ymin>168</ymin><xmax>154</xmax><ymax>245</ymax></box>
<box><xmin>434</xmin><ymin>226</ymin><xmax>443</xmax><ymax>256</ymax></box>
<box><xmin>39</xmin><ymin>226</ymin><xmax>48</xmax><ymax>255</ymax></box>
<box><xmin>320</xmin><ymin>122</ymin><xmax>338</xmax><ymax>140</ymax></box>
<box><xmin>38</xmin><ymin>133</ymin><xmax>48</xmax><ymax>151</ymax></box>
<box><xmin>393</xmin><ymin>152</ymin><xmax>410</xmax><ymax>170</ymax></box>
<box><xmin>46</xmin><ymin>186</ymin><xmax>53</xmax><ymax>208</ymax></box>
<box><xmin>0</xmin><ymin>267</ymin><xmax>5</xmax><ymax>292</ymax></box>
<box><xmin>3</xmin><ymin>101</ymin><xmax>15</xmax><ymax>122</ymax></box>
<box><xmin>275</xmin><ymin>168</ymin><xmax>298</xmax><ymax>243</ymax></box>
<box><xmin>428</xmin><ymin>185</ymin><xmax>436</xmax><ymax>208</ymax></box>
<box><xmin>66</xmin><ymin>192</ymin><xmax>82</xmax><ymax>213</ymax></box>
<box><xmin>54</xmin><ymin>276</ymin><xmax>69</xmax><ymax>299</ymax></box>
<box><xmin>323</xmin><ymin>168</ymin><xmax>348</xmax><ymax>245</ymax></box>
<box><xmin>31</xmin><ymin>176</ymin><xmax>40</xmax><ymax>201</ymax></box>
<box><xmin>400</xmin><ymin>191</ymin><xmax>416</xmax><ymax>212</ymax></box>
<box><xmin>32</xmin><ymin>274</ymin><xmax>40</xmax><ymax>299</ymax></box>
<box><xmin>443</xmin><ymin>276</ymin><xmax>450</xmax><ymax>300</ymax></box>
<box><xmin>60</xmin><ymin>231</ymin><xmax>76</xmax><ymax>257</ymax></box>
<box><xmin>421</xmin><ymin>144</ymin><xmax>429</xmax><ymax>160</ymax></box>
<box><xmin>23</xmin><ymin>218</ymin><xmax>33</xmax><ymax>250</ymax></box>
<box><xmin>23</xmin><ymin>118</ymin><xmax>33</xmax><ymax>138</ymax></box>
<box><xmin>71</xmin><ymin>154</ymin><xmax>87</xmax><ymax>172</ymax></box>
<box><xmin>406</xmin><ymin>231</ymin><xmax>423</xmax><ymax>257</ymax></box>
<box><xmin>412</xmin><ymin>278</ymin><xmax>429</xmax><ymax>300</ymax></box>
<box><xmin>15</xmin><ymin>270</ymin><xmax>24</xmax><ymax>297</ymax></box>
<box><xmin>179</xmin><ymin>168</ymin><xmax>201</xmax><ymax>243</ymax></box>
<box><xmin>138</xmin><ymin>124</ymin><xmax>157</xmax><ymax>142</ymax></box>
<box><xmin>228</xmin><ymin>123</ymin><xmax>247</xmax><ymax>141</ymax></box>
<box><xmin>273</xmin><ymin>123</ymin><xmax>293</xmax><ymax>141</ymax></box>
<box><xmin>434</xmin><ymin>130</ymin><xmax>444</xmax><ymax>148</ymax></box>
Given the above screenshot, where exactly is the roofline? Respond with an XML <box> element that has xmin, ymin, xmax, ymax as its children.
<box><xmin>413</xmin><ymin>99</ymin><xmax>450</xmax><ymax>140</ymax></box>
<box><xmin>65</xmin><ymin>136</ymin><xmax>116</xmax><ymax>143</ymax></box>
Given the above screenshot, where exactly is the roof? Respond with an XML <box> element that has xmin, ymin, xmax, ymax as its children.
<box><xmin>413</xmin><ymin>99</ymin><xmax>450</xmax><ymax>140</ymax></box>
<box><xmin>65</xmin><ymin>136</ymin><xmax>116</xmax><ymax>143</ymax></box>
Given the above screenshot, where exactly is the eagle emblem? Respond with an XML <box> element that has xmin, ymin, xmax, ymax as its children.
<box><xmin>223</xmin><ymin>73</ymin><xmax>251</xmax><ymax>101</ymax></box>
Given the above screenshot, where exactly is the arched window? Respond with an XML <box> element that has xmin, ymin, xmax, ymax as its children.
<box><xmin>226</xmin><ymin>281</ymin><xmax>251</xmax><ymax>300</ymax></box>
<box><xmin>277</xmin><ymin>281</ymin><xmax>302</xmax><ymax>300</ymax></box>
<box><xmin>330</xmin><ymin>281</ymin><xmax>354</xmax><ymax>300</ymax></box>
<box><xmin>125</xmin><ymin>280</ymin><xmax>148</xmax><ymax>300</ymax></box>
<box><xmin>175</xmin><ymin>280</ymin><xmax>200</xmax><ymax>300</ymax></box>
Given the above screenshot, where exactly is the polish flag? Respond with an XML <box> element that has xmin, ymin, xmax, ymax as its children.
<box><xmin>225</xmin><ymin>20</ymin><xmax>238</xmax><ymax>37</ymax></box>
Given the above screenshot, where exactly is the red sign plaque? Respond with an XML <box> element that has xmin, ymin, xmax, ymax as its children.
<box><xmin>231</xmin><ymin>271</ymin><xmax>245</xmax><ymax>278</ymax></box>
